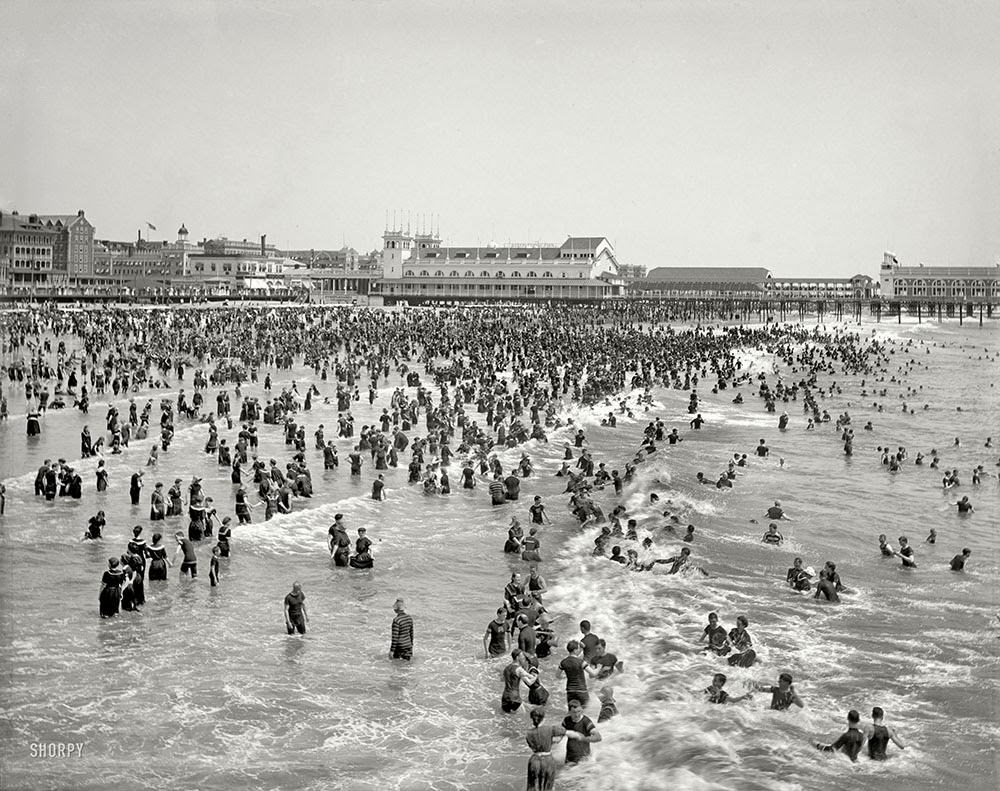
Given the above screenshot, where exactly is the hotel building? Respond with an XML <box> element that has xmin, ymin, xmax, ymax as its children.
<box><xmin>371</xmin><ymin>227</ymin><xmax>623</xmax><ymax>304</ymax></box>
<box><xmin>0</xmin><ymin>211</ymin><xmax>58</xmax><ymax>293</ymax></box>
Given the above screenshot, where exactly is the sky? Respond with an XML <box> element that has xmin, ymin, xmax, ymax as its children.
<box><xmin>2</xmin><ymin>0</ymin><xmax>998</xmax><ymax>277</ymax></box>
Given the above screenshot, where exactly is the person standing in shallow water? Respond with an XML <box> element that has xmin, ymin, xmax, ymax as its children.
<box><xmin>328</xmin><ymin>513</ymin><xmax>351</xmax><ymax>566</ymax></box>
<box><xmin>146</xmin><ymin>532</ymin><xmax>170</xmax><ymax>580</ymax></box>
<box><xmin>524</xmin><ymin>706</ymin><xmax>577</xmax><ymax>791</ymax></box>
<box><xmin>98</xmin><ymin>557</ymin><xmax>125</xmax><ymax>618</ymax></box>
<box><xmin>390</xmin><ymin>598</ymin><xmax>413</xmax><ymax>660</ymax></box>
<box><xmin>129</xmin><ymin>471</ymin><xmax>143</xmax><ymax>506</ymax></box>
<box><xmin>284</xmin><ymin>581</ymin><xmax>308</xmax><ymax>635</ymax></box>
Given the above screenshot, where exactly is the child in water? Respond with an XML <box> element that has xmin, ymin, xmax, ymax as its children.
<box><xmin>209</xmin><ymin>545</ymin><xmax>221</xmax><ymax>586</ymax></box>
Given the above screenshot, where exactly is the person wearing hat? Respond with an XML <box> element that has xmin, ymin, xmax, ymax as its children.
<box><xmin>328</xmin><ymin>514</ymin><xmax>351</xmax><ymax>566</ymax></box>
<box><xmin>349</xmin><ymin>527</ymin><xmax>373</xmax><ymax>569</ymax></box>
<box><xmin>167</xmin><ymin>479</ymin><xmax>184</xmax><ymax>517</ymax></box>
<box><xmin>390</xmin><ymin>598</ymin><xmax>413</xmax><ymax>660</ymax></box>
<box><xmin>150</xmin><ymin>482</ymin><xmax>166</xmax><ymax>520</ymax></box>
<box><xmin>99</xmin><ymin>557</ymin><xmax>126</xmax><ymax>618</ymax></box>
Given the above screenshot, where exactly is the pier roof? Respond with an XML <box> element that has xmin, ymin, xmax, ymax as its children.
<box><xmin>644</xmin><ymin>267</ymin><xmax>770</xmax><ymax>283</ymax></box>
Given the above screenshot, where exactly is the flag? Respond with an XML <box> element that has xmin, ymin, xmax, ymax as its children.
<box><xmin>146</xmin><ymin>222</ymin><xmax>157</xmax><ymax>231</ymax></box>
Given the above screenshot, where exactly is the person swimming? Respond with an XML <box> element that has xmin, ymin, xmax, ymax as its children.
<box><xmin>949</xmin><ymin>548</ymin><xmax>971</xmax><ymax>571</ymax></box>
<box><xmin>762</xmin><ymin>523</ymin><xmax>783</xmax><ymax>545</ymax></box>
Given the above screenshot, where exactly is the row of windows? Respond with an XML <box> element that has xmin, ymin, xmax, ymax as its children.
<box><xmin>3</xmin><ymin>234</ymin><xmax>55</xmax><ymax>244</ymax></box>
<box><xmin>766</xmin><ymin>282</ymin><xmax>862</xmax><ymax>289</ymax></box>
<box><xmin>386</xmin><ymin>283</ymin><xmax>609</xmax><ymax>294</ymax></box>
<box><xmin>892</xmin><ymin>280</ymin><xmax>996</xmax><ymax>297</ymax></box>
<box><xmin>401</xmin><ymin>270</ymin><xmax>585</xmax><ymax>279</ymax></box>
<box><xmin>10</xmin><ymin>260</ymin><xmax>52</xmax><ymax>269</ymax></box>
<box><xmin>892</xmin><ymin>280</ymin><xmax>996</xmax><ymax>288</ymax></box>
<box><xmin>418</xmin><ymin>252</ymin><xmax>595</xmax><ymax>262</ymax></box>
<box><xmin>10</xmin><ymin>246</ymin><xmax>52</xmax><ymax>256</ymax></box>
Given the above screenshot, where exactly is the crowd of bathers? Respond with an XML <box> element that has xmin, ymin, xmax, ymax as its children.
<box><xmin>1</xmin><ymin>302</ymin><xmax>995</xmax><ymax>787</ymax></box>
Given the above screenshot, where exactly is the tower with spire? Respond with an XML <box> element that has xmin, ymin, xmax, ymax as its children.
<box><xmin>381</xmin><ymin>211</ymin><xmax>440</xmax><ymax>280</ymax></box>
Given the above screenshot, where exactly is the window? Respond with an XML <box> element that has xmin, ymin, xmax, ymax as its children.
<box><xmin>434</xmin><ymin>270</ymin><xmax>444</xmax><ymax>277</ymax></box>
<box><xmin>515</xmin><ymin>252</ymin><xmax>528</xmax><ymax>259</ymax></box>
<box><xmin>404</xmin><ymin>270</ymin><xmax>415</xmax><ymax>277</ymax></box>
<box><xmin>484</xmin><ymin>252</ymin><xmax>498</xmax><ymax>258</ymax></box>
<box><xmin>495</xmin><ymin>271</ymin><xmax>505</xmax><ymax>278</ymax></box>
<box><xmin>543</xmin><ymin>272</ymin><xmax>553</xmax><ymax>278</ymax></box>
<box><xmin>527</xmin><ymin>271</ymin><xmax>537</xmax><ymax>278</ymax></box>
<box><xmin>464</xmin><ymin>270</ymin><xmax>475</xmax><ymax>277</ymax></box>
<box><xmin>455</xmin><ymin>252</ymin><xmax>468</xmax><ymax>259</ymax></box>
<box><xmin>480</xmin><ymin>271</ymin><xmax>490</xmax><ymax>277</ymax></box>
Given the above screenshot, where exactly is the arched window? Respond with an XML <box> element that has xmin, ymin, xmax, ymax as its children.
<box><xmin>511</xmin><ymin>271</ymin><xmax>519</xmax><ymax>278</ymax></box>
<box><xmin>931</xmin><ymin>279</ymin><xmax>947</xmax><ymax>297</ymax></box>
<box><xmin>526</xmin><ymin>271</ymin><xmax>537</xmax><ymax>278</ymax></box>
<box><xmin>404</xmin><ymin>270</ymin><xmax>415</xmax><ymax>277</ymax></box>
<box><xmin>434</xmin><ymin>270</ymin><xmax>444</xmax><ymax>277</ymax></box>
<box><xmin>464</xmin><ymin>270</ymin><xmax>475</xmax><ymax>277</ymax></box>
<box><xmin>419</xmin><ymin>270</ymin><xmax>429</xmax><ymax>277</ymax></box>
<box><xmin>495</xmin><ymin>271</ymin><xmax>505</xmax><ymax>278</ymax></box>
<box><xmin>480</xmin><ymin>271</ymin><xmax>490</xmax><ymax>277</ymax></box>
<box><xmin>543</xmin><ymin>271</ymin><xmax>553</xmax><ymax>278</ymax></box>
<box><xmin>970</xmin><ymin>280</ymin><xmax>985</xmax><ymax>297</ymax></box>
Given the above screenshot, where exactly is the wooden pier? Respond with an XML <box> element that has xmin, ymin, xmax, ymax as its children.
<box><xmin>620</xmin><ymin>297</ymin><xmax>997</xmax><ymax>326</ymax></box>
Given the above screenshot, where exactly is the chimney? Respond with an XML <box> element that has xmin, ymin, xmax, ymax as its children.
<box><xmin>261</xmin><ymin>234</ymin><xmax>266</xmax><ymax>256</ymax></box>
<box><xmin>77</xmin><ymin>209</ymin><xmax>85</xmax><ymax>217</ymax></box>
<box><xmin>29</xmin><ymin>214</ymin><xmax>38</xmax><ymax>223</ymax></box>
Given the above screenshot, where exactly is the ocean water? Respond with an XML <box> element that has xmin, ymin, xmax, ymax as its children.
<box><xmin>0</xmin><ymin>313</ymin><xmax>997</xmax><ymax>791</ymax></box>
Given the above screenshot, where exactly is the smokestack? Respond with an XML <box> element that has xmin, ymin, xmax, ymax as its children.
<box><xmin>261</xmin><ymin>234</ymin><xmax>266</xmax><ymax>256</ymax></box>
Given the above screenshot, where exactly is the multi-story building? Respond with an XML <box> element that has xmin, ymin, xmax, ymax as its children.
<box><xmin>93</xmin><ymin>237</ymin><xmax>170</xmax><ymax>282</ymax></box>
<box><xmin>37</xmin><ymin>210</ymin><xmax>95</xmax><ymax>282</ymax></box>
<box><xmin>284</xmin><ymin>246</ymin><xmax>361</xmax><ymax>270</ymax></box>
<box><xmin>202</xmin><ymin>236</ymin><xmax>279</xmax><ymax>258</ymax></box>
<box><xmin>0</xmin><ymin>211</ymin><xmax>58</xmax><ymax>293</ymax></box>
<box><xmin>879</xmin><ymin>253</ymin><xmax>999</xmax><ymax>301</ymax></box>
<box><xmin>373</xmin><ymin>227</ymin><xmax>623</xmax><ymax>303</ymax></box>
